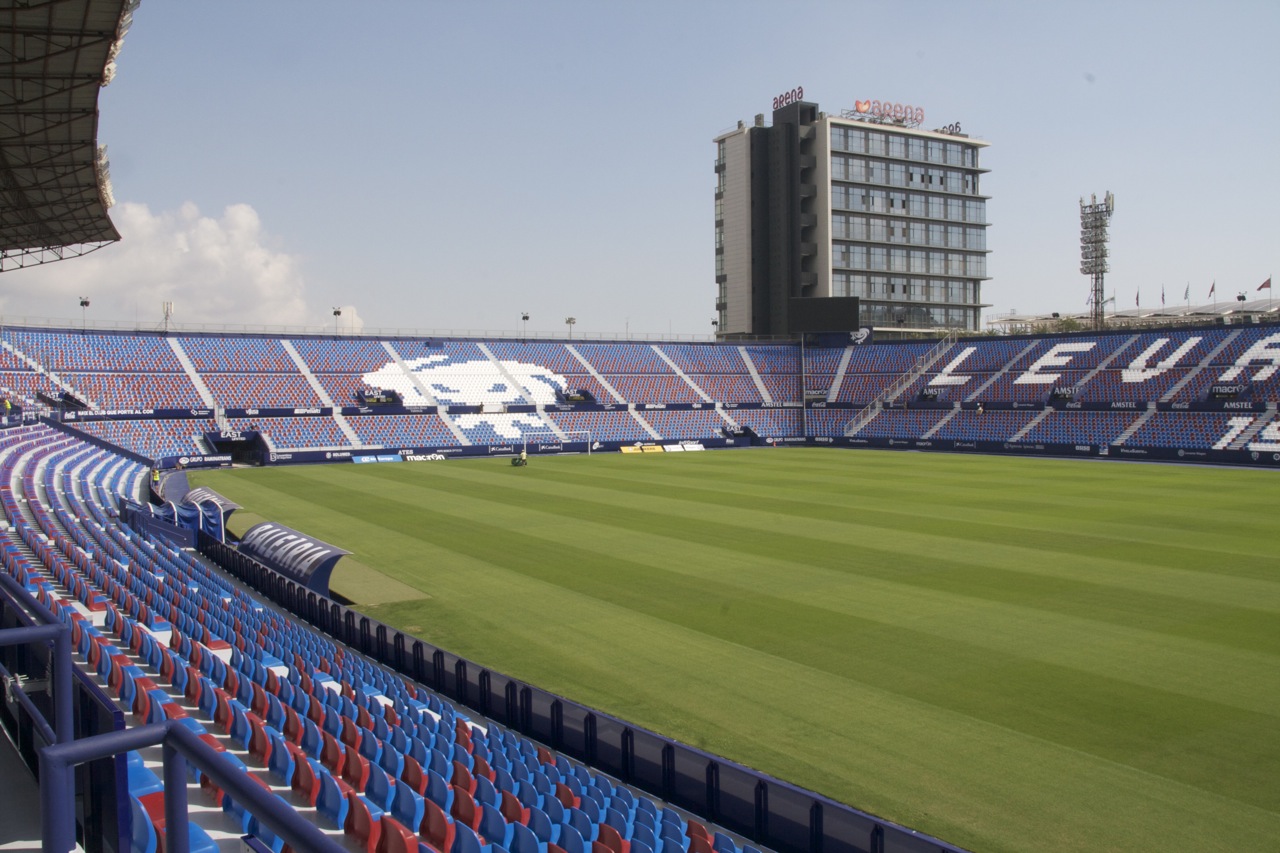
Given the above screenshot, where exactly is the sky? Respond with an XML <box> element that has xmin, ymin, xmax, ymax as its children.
<box><xmin>3</xmin><ymin>0</ymin><xmax>1277</xmax><ymax>337</ymax></box>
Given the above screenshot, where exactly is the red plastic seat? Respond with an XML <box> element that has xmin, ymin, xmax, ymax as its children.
<box><xmin>597</xmin><ymin>823</ymin><xmax>629</xmax><ymax>853</ymax></box>
<box><xmin>450</xmin><ymin>786</ymin><xmax>482</xmax><ymax>832</ymax></box>
<box><xmin>376</xmin><ymin>814</ymin><xmax>419</xmax><ymax>853</ymax></box>
<box><xmin>344</xmin><ymin>746</ymin><xmax>371</xmax><ymax>792</ymax></box>
<box><xmin>344</xmin><ymin>792</ymin><xmax>383</xmax><ymax>853</ymax></box>
<box><xmin>420</xmin><ymin>798</ymin><xmax>456</xmax><ymax>853</ymax></box>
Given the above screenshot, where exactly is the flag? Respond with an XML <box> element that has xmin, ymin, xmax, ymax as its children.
<box><xmin>1161</xmin><ymin>285</ymin><xmax>1165</xmax><ymax>306</ymax></box>
<box><xmin>1209</xmin><ymin>281</ymin><xmax>1216</xmax><ymax>298</ymax></box>
<box><xmin>1260</xmin><ymin>277</ymin><xmax>1273</xmax><ymax>291</ymax></box>
<box><xmin>1184</xmin><ymin>283</ymin><xmax>1189</xmax><ymax>301</ymax></box>
<box><xmin>1135</xmin><ymin>289</ymin><xmax>1140</xmax><ymax>307</ymax></box>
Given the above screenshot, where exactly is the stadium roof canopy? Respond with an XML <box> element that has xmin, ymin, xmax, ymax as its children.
<box><xmin>0</xmin><ymin>0</ymin><xmax>136</xmax><ymax>272</ymax></box>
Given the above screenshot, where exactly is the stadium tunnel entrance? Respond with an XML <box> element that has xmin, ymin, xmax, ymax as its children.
<box><xmin>203</xmin><ymin>429</ymin><xmax>267</xmax><ymax>465</ymax></box>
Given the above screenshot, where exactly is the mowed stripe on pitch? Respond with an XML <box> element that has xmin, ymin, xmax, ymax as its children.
<box><xmin>193</xmin><ymin>450</ymin><xmax>1280</xmax><ymax>852</ymax></box>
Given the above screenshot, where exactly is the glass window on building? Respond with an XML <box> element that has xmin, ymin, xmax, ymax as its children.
<box><xmin>867</xmin><ymin>132</ymin><xmax>885</xmax><ymax>155</ymax></box>
<box><xmin>869</xmin><ymin>218</ymin><xmax>887</xmax><ymax>241</ymax></box>
<box><xmin>910</xmin><ymin>250</ymin><xmax>927</xmax><ymax>273</ymax></box>
<box><xmin>928</xmin><ymin>223</ymin><xmax>944</xmax><ymax>246</ymax></box>
<box><xmin>946</xmin><ymin>171</ymin><xmax>963</xmax><ymax>193</ymax></box>
<box><xmin>947</xmin><ymin>254</ymin><xmax>966</xmax><ymax>275</ymax></box>
<box><xmin>715</xmin><ymin>198</ymin><xmax>723</xmax><ymax>220</ymax></box>
<box><xmin>890</xmin><ymin>249</ymin><xmax>908</xmax><ymax>272</ymax></box>
<box><xmin>908</xmin><ymin>138</ymin><xmax>925</xmax><ymax>160</ymax></box>
<box><xmin>889</xmin><ymin>192</ymin><xmax>907</xmax><ymax>213</ymax></box>
<box><xmin>967</xmin><ymin>255</ymin><xmax>986</xmax><ymax>278</ymax></box>
<box><xmin>909</xmin><ymin>194</ymin><xmax>926</xmax><ymax>217</ymax></box>
<box><xmin>967</xmin><ymin>227</ymin><xmax>985</xmax><ymax>250</ymax></box>
<box><xmin>909</xmin><ymin>222</ymin><xmax>926</xmax><ymax>244</ymax></box>
<box><xmin>928</xmin><ymin>252</ymin><xmax>945</xmax><ymax>274</ymax></box>
<box><xmin>947</xmin><ymin>225</ymin><xmax>963</xmax><ymax>248</ymax></box>
<box><xmin>715</xmin><ymin>226</ymin><xmax>723</xmax><ymax>248</ymax></box>
<box><xmin>870</xmin><ymin>247</ymin><xmax>887</xmax><ymax>270</ymax></box>
<box><xmin>947</xmin><ymin>198</ymin><xmax>964</xmax><ymax>221</ymax></box>
<box><xmin>830</xmin><ymin>127</ymin><xmax>845</xmax><ymax>152</ymax></box>
<box><xmin>893</xmin><ymin>276</ymin><xmax>910</xmax><ymax>299</ymax></box>
<box><xmin>848</xmin><ymin>128</ymin><xmax>866</xmax><ymax>152</ymax></box>
<box><xmin>945</xmin><ymin>142</ymin><xmax>962</xmax><ymax>165</ymax></box>
<box><xmin>927</xmin><ymin>140</ymin><xmax>943</xmax><ymax>162</ymax></box>
<box><xmin>868</xmin><ymin>160</ymin><xmax>885</xmax><ymax>184</ymax></box>
<box><xmin>966</xmin><ymin>200</ymin><xmax>984</xmax><ymax>223</ymax></box>
<box><xmin>928</xmin><ymin>196</ymin><xmax>944</xmax><ymax>218</ymax></box>
<box><xmin>869</xmin><ymin>190</ymin><xmax>887</xmax><ymax>213</ymax></box>
<box><xmin>889</xmin><ymin>163</ymin><xmax>906</xmax><ymax>186</ymax></box>
<box><xmin>888</xmin><ymin>135</ymin><xmax>906</xmax><ymax>158</ymax></box>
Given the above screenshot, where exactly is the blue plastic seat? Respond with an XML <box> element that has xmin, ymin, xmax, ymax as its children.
<box><xmin>632</xmin><ymin>821</ymin><xmax>657</xmax><ymax>851</ymax></box>
<box><xmin>541</xmin><ymin>793</ymin><xmax>564</xmax><ymax>824</ymax></box>
<box><xmin>126</xmin><ymin>754</ymin><xmax>163</xmax><ymax>798</ymax></box>
<box><xmin>426</xmin><ymin>767</ymin><xmax>454</xmax><ymax>812</ymax></box>
<box><xmin>557</xmin><ymin>823</ymin><xmax>587</xmax><ymax>853</ymax></box>
<box><xmin>317</xmin><ymin>768</ymin><xmax>350</xmax><ymax>829</ymax></box>
<box><xmin>478</xmin><ymin>802</ymin><xmax>514</xmax><ymax>849</ymax></box>
<box><xmin>366</xmin><ymin>767</ymin><xmax>395</xmax><ymax>812</ymax></box>
<box><xmin>129</xmin><ymin>793</ymin><xmax>158</xmax><ymax>853</ymax></box>
<box><xmin>266</xmin><ymin>730</ymin><xmax>295</xmax><ymax>785</ymax></box>
<box><xmin>604</xmin><ymin>807</ymin><xmax>631</xmax><ymax>837</ymax></box>
<box><xmin>475</xmin><ymin>774</ymin><xmax>500</xmax><ymax>808</ymax></box>
<box><xmin>508</xmin><ymin>821</ymin><xmax>543</xmax><ymax>853</ymax></box>
<box><xmin>452</xmin><ymin>823</ymin><xmax>488</xmax><ymax>853</ymax></box>
<box><xmin>390</xmin><ymin>779</ymin><xmax>426</xmax><ymax>834</ymax></box>
<box><xmin>225</xmin><ymin>700</ymin><xmax>252</xmax><ymax>749</ymax></box>
<box><xmin>525</xmin><ymin>805</ymin><xmax>554</xmax><ymax>844</ymax></box>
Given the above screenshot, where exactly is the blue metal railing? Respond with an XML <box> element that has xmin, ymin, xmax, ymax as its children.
<box><xmin>40</xmin><ymin>720</ymin><xmax>347</xmax><ymax>853</ymax></box>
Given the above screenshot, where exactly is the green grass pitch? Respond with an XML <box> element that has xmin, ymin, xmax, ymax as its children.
<box><xmin>190</xmin><ymin>448</ymin><xmax>1280</xmax><ymax>852</ymax></box>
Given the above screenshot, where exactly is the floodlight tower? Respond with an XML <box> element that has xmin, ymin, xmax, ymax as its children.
<box><xmin>1080</xmin><ymin>191</ymin><xmax>1115</xmax><ymax>330</ymax></box>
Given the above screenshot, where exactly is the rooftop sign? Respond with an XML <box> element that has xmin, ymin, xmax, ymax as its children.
<box><xmin>841</xmin><ymin>99</ymin><xmax>924</xmax><ymax>128</ymax></box>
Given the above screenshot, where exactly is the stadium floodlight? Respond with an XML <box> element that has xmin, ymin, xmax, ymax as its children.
<box><xmin>332</xmin><ymin>307</ymin><xmax>341</xmax><ymax>335</ymax></box>
<box><xmin>564</xmin><ymin>317</ymin><xmax>576</xmax><ymax>339</ymax></box>
<box><xmin>78</xmin><ymin>297</ymin><xmax>90</xmax><ymax>330</ymax></box>
<box><xmin>521</xmin><ymin>312</ymin><xmax>529</xmax><ymax>338</ymax></box>
<box><xmin>1080</xmin><ymin>191</ymin><xmax>1114</xmax><ymax>331</ymax></box>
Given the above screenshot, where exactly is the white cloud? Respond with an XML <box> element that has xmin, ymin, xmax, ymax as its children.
<box><xmin>0</xmin><ymin>201</ymin><xmax>312</xmax><ymax>328</ymax></box>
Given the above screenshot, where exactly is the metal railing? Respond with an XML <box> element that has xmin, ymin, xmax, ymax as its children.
<box><xmin>843</xmin><ymin>331</ymin><xmax>958</xmax><ymax>435</ymax></box>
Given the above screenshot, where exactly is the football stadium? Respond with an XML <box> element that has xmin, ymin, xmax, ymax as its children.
<box><xmin>2</xmin><ymin>5</ymin><xmax>1279</xmax><ymax>853</ymax></box>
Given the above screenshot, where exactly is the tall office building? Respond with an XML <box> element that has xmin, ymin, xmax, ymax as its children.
<box><xmin>714</xmin><ymin>98</ymin><xmax>990</xmax><ymax>337</ymax></box>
